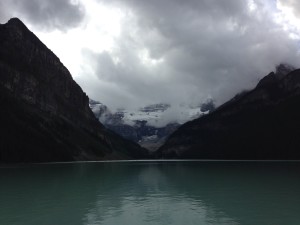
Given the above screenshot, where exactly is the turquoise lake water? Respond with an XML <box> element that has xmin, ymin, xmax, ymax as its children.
<box><xmin>0</xmin><ymin>161</ymin><xmax>300</xmax><ymax>225</ymax></box>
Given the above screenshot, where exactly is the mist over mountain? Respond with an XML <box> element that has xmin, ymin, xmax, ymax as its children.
<box><xmin>0</xmin><ymin>18</ymin><xmax>147</xmax><ymax>162</ymax></box>
<box><xmin>89</xmin><ymin>100</ymin><xmax>214</xmax><ymax>151</ymax></box>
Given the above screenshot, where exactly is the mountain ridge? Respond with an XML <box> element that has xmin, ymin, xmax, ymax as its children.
<box><xmin>0</xmin><ymin>18</ymin><xmax>148</xmax><ymax>162</ymax></box>
<box><xmin>157</xmin><ymin>65</ymin><xmax>300</xmax><ymax>159</ymax></box>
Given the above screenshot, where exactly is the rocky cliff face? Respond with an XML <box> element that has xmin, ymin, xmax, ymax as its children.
<box><xmin>157</xmin><ymin>65</ymin><xmax>300</xmax><ymax>159</ymax></box>
<box><xmin>0</xmin><ymin>18</ymin><xmax>148</xmax><ymax>162</ymax></box>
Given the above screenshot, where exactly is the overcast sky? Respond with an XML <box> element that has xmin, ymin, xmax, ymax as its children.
<box><xmin>1</xmin><ymin>0</ymin><xmax>300</xmax><ymax>112</ymax></box>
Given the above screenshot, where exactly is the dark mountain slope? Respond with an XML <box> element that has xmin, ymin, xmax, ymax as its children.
<box><xmin>157</xmin><ymin>67</ymin><xmax>300</xmax><ymax>159</ymax></box>
<box><xmin>0</xmin><ymin>18</ymin><xmax>147</xmax><ymax>162</ymax></box>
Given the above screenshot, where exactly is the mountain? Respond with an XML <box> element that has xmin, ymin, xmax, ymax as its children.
<box><xmin>157</xmin><ymin>64</ymin><xmax>300</xmax><ymax>159</ymax></box>
<box><xmin>89</xmin><ymin>100</ymin><xmax>214</xmax><ymax>151</ymax></box>
<box><xmin>0</xmin><ymin>18</ymin><xmax>148</xmax><ymax>162</ymax></box>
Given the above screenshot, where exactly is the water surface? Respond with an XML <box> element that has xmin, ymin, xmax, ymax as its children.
<box><xmin>0</xmin><ymin>161</ymin><xmax>300</xmax><ymax>225</ymax></box>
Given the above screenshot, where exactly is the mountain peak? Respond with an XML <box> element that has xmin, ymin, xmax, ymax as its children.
<box><xmin>275</xmin><ymin>63</ymin><xmax>295</xmax><ymax>79</ymax></box>
<box><xmin>1</xmin><ymin>17</ymin><xmax>39</xmax><ymax>46</ymax></box>
<box><xmin>7</xmin><ymin>17</ymin><xmax>25</xmax><ymax>26</ymax></box>
<box><xmin>5</xmin><ymin>17</ymin><xmax>28</xmax><ymax>31</ymax></box>
<box><xmin>256</xmin><ymin>72</ymin><xmax>276</xmax><ymax>88</ymax></box>
<box><xmin>0</xmin><ymin>18</ymin><xmax>148</xmax><ymax>162</ymax></box>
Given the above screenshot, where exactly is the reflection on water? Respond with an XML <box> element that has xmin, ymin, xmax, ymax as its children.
<box><xmin>0</xmin><ymin>161</ymin><xmax>300</xmax><ymax>225</ymax></box>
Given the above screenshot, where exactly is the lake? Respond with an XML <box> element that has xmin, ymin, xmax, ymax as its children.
<box><xmin>0</xmin><ymin>161</ymin><xmax>300</xmax><ymax>225</ymax></box>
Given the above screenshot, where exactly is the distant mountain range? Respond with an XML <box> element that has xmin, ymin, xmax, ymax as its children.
<box><xmin>0</xmin><ymin>18</ymin><xmax>148</xmax><ymax>162</ymax></box>
<box><xmin>89</xmin><ymin>100</ymin><xmax>215</xmax><ymax>151</ymax></box>
<box><xmin>157</xmin><ymin>64</ymin><xmax>300</xmax><ymax>159</ymax></box>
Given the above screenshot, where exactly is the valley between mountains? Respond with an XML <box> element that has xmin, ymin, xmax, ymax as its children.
<box><xmin>1</xmin><ymin>18</ymin><xmax>300</xmax><ymax>162</ymax></box>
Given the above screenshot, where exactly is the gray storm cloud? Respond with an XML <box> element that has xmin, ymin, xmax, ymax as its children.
<box><xmin>0</xmin><ymin>0</ymin><xmax>85</xmax><ymax>30</ymax></box>
<box><xmin>1</xmin><ymin>0</ymin><xmax>300</xmax><ymax>114</ymax></box>
<box><xmin>81</xmin><ymin>0</ymin><xmax>300</xmax><ymax>110</ymax></box>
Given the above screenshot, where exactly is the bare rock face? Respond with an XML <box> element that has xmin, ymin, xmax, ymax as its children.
<box><xmin>0</xmin><ymin>18</ymin><xmax>148</xmax><ymax>162</ymax></box>
<box><xmin>157</xmin><ymin>67</ymin><xmax>300</xmax><ymax>159</ymax></box>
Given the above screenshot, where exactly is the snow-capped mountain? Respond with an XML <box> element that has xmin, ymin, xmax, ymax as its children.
<box><xmin>89</xmin><ymin>99</ymin><xmax>215</xmax><ymax>151</ymax></box>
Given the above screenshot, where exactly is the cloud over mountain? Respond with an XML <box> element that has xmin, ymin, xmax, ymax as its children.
<box><xmin>0</xmin><ymin>0</ymin><xmax>85</xmax><ymax>31</ymax></box>
<box><xmin>1</xmin><ymin>0</ymin><xmax>300</xmax><ymax>115</ymax></box>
